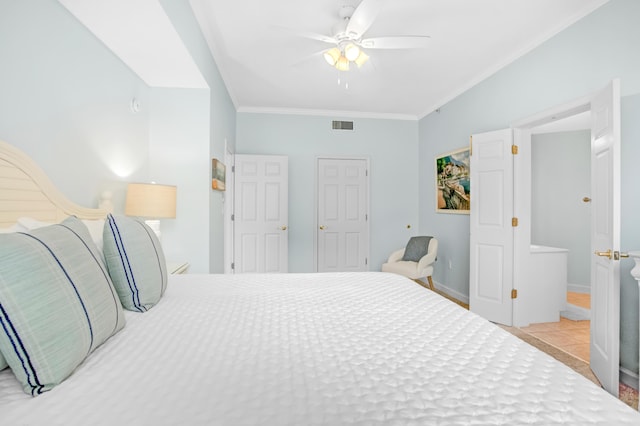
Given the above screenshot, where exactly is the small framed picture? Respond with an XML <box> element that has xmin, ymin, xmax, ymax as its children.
<box><xmin>435</xmin><ymin>147</ymin><xmax>470</xmax><ymax>214</ymax></box>
<box><xmin>212</xmin><ymin>158</ymin><xmax>226</xmax><ymax>191</ymax></box>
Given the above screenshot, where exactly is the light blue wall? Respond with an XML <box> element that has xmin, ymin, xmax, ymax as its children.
<box><xmin>160</xmin><ymin>0</ymin><xmax>237</xmax><ymax>273</ymax></box>
<box><xmin>0</xmin><ymin>0</ymin><xmax>238</xmax><ymax>274</ymax></box>
<box><xmin>237</xmin><ymin>113</ymin><xmax>419</xmax><ymax>272</ymax></box>
<box><xmin>419</xmin><ymin>0</ymin><xmax>640</xmax><ymax>374</ymax></box>
<box><xmin>620</xmin><ymin>93</ymin><xmax>640</xmax><ymax>373</ymax></box>
<box><xmin>149</xmin><ymin>88</ymin><xmax>210</xmax><ymax>273</ymax></box>
<box><xmin>531</xmin><ymin>130</ymin><xmax>590</xmax><ymax>289</ymax></box>
<box><xmin>0</xmin><ymin>0</ymin><xmax>150</xmax><ymax>208</ymax></box>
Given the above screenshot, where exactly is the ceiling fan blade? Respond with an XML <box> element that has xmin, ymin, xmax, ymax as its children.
<box><xmin>361</xmin><ymin>36</ymin><xmax>431</xmax><ymax>49</ymax></box>
<box><xmin>271</xmin><ymin>25</ymin><xmax>337</xmax><ymax>45</ymax></box>
<box><xmin>299</xmin><ymin>32</ymin><xmax>337</xmax><ymax>45</ymax></box>
<box><xmin>288</xmin><ymin>50</ymin><xmax>326</xmax><ymax>68</ymax></box>
<box><xmin>346</xmin><ymin>0</ymin><xmax>385</xmax><ymax>38</ymax></box>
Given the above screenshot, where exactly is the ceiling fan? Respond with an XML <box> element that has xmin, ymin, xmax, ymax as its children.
<box><xmin>308</xmin><ymin>0</ymin><xmax>431</xmax><ymax>71</ymax></box>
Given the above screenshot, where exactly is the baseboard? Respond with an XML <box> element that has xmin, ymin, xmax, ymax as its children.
<box><xmin>567</xmin><ymin>283</ymin><xmax>590</xmax><ymax>294</ymax></box>
<box><xmin>620</xmin><ymin>367</ymin><xmax>639</xmax><ymax>391</ymax></box>
<box><xmin>432</xmin><ymin>280</ymin><xmax>469</xmax><ymax>305</ymax></box>
<box><xmin>561</xmin><ymin>303</ymin><xmax>590</xmax><ymax>321</ymax></box>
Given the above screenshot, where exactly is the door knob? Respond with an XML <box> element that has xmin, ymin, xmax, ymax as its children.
<box><xmin>594</xmin><ymin>249</ymin><xmax>612</xmax><ymax>259</ymax></box>
<box><xmin>280</xmin><ymin>225</ymin><xmax>287</xmax><ymax>231</ymax></box>
<box><xmin>615</xmin><ymin>251</ymin><xmax>629</xmax><ymax>260</ymax></box>
<box><xmin>583</xmin><ymin>197</ymin><xmax>592</xmax><ymax>203</ymax></box>
<box><xmin>319</xmin><ymin>225</ymin><xmax>326</xmax><ymax>230</ymax></box>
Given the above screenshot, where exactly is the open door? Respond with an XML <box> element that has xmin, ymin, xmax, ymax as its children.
<box><xmin>469</xmin><ymin>129</ymin><xmax>514</xmax><ymax>325</ymax></box>
<box><xmin>590</xmin><ymin>79</ymin><xmax>621</xmax><ymax>396</ymax></box>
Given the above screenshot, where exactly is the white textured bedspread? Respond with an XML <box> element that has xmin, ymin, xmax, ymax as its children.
<box><xmin>1</xmin><ymin>272</ymin><xmax>638</xmax><ymax>425</ymax></box>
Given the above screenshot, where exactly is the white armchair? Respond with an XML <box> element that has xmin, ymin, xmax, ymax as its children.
<box><xmin>381</xmin><ymin>237</ymin><xmax>438</xmax><ymax>290</ymax></box>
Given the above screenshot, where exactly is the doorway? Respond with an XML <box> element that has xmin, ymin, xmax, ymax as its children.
<box><xmin>521</xmin><ymin>118</ymin><xmax>592</xmax><ymax>362</ymax></box>
<box><xmin>470</xmin><ymin>80</ymin><xmax>621</xmax><ymax>395</ymax></box>
<box><xmin>512</xmin><ymin>80</ymin><xmax>621</xmax><ymax>395</ymax></box>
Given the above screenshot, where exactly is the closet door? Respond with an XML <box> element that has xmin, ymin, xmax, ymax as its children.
<box><xmin>316</xmin><ymin>158</ymin><xmax>369</xmax><ymax>272</ymax></box>
<box><xmin>233</xmin><ymin>155</ymin><xmax>288</xmax><ymax>273</ymax></box>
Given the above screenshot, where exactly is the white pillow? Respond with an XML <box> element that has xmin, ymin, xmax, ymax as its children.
<box><xmin>16</xmin><ymin>217</ymin><xmax>51</xmax><ymax>230</ymax></box>
<box><xmin>0</xmin><ymin>224</ymin><xmax>27</xmax><ymax>233</ymax></box>
<box><xmin>81</xmin><ymin>219</ymin><xmax>106</xmax><ymax>261</ymax></box>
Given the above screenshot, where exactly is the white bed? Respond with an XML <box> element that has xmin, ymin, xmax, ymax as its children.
<box><xmin>1</xmin><ymin>140</ymin><xmax>639</xmax><ymax>425</ymax></box>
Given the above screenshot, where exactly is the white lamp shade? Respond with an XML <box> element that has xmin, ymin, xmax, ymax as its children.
<box><xmin>125</xmin><ymin>183</ymin><xmax>177</xmax><ymax>218</ymax></box>
<box><xmin>335</xmin><ymin>55</ymin><xmax>350</xmax><ymax>71</ymax></box>
<box><xmin>354</xmin><ymin>50</ymin><xmax>369</xmax><ymax>68</ymax></box>
<box><xmin>323</xmin><ymin>47</ymin><xmax>341</xmax><ymax>65</ymax></box>
<box><xmin>344</xmin><ymin>43</ymin><xmax>360</xmax><ymax>61</ymax></box>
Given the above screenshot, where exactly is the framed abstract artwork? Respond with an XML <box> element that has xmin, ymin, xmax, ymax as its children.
<box><xmin>211</xmin><ymin>158</ymin><xmax>226</xmax><ymax>191</ymax></box>
<box><xmin>435</xmin><ymin>147</ymin><xmax>470</xmax><ymax>214</ymax></box>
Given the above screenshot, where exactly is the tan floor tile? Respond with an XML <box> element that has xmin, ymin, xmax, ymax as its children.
<box><xmin>521</xmin><ymin>322</ymin><xmax>562</xmax><ymax>333</ymax></box>
<box><xmin>567</xmin><ymin>291</ymin><xmax>590</xmax><ymax>309</ymax></box>
<box><xmin>530</xmin><ymin>330</ymin><xmax>585</xmax><ymax>346</ymax></box>
<box><xmin>556</xmin><ymin>318</ymin><xmax>589</xmax><ymax>331</ymax></box>
<box><xmin>572</xmin><ymin>329</ymin><xmax>591</xmax><ymax>343</ymax></box>
<box><xmin>563</xmin><ymin>343</ymin><xmax>590</xmax><ymax>363</ymax></box>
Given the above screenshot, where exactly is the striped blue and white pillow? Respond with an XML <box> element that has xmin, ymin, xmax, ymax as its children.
<box><xmin>0</xmin><ymin>224</ymin><xmax>23</xmax><ymax>372</ymax></box>
<box><xmin>0</xmin><ymin>216</ymin><xmax>126</xmax><ymax>395</ymax></box>
<box><xmin>103</xmin><ymin>214</ymin><xmax>167</xmax><ymax>312</ymax></box>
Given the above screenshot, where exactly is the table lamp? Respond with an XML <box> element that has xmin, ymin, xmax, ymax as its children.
<box><xmin>125</xmin><ymin>182</ymin><xmax>177</xmax><ymax>240</ymax></box>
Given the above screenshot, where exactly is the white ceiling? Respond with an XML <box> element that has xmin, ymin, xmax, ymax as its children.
<box><xmin>60</xmin><ymin>0</ymin><xmax>609</xmax><ymax>120</ymax></box>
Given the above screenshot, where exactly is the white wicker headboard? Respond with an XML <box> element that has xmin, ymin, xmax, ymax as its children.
<box><xmin>0</xmin><ymin>140</ymin><xmax>107</xmax><ymax>227</ymax></box>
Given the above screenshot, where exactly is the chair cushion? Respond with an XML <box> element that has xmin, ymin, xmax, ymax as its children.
<box><xmin>382</xmin><ymin>261</ymin><xmax>421</xmax><ymax>279</ymax></box>
<box><xmin>402</xmin><ymin>236</ymin><xmax>432</xmax><ymax>262</ymax></box>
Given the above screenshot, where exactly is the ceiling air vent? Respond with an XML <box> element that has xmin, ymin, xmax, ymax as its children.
<box><xmin>332</xmin><ymin>120</ymin><xmax>354</xmax><ymax>130</ymax></box>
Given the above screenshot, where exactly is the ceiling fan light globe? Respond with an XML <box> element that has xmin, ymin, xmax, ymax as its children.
<box><xmin>354</xmin><ymin>51</ymin><xmax>369</xmax><ymax>68</ymax></box>
<box><xmin>323</xmin><ymin>47</ymin><xmax>341</xmax><ymax>66</ymax></box>
<box><xmin>335</xmin><ymin>55</ymin><xmax>350</xmax><ymax>71</ymax></box>
<box><xmin>344</xmin><ymin>43</ymin><xmax>360</xmax><ymax>61</ymax></box>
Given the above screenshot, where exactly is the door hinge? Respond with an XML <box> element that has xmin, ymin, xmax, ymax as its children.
<box><xmin>231</xmin><ymin>262</ymin><xmax>235</xmax><ymax>270</ymax></box>
<box><xmin>365</xmin><ymin>214</ymin><xmax>368</xmax><ymax>221</ymax></box>
<box><xmin>511</xmin><ymin>145</ymin><xmax>519</xmax><ymax>155</ymax></box>
<box><xmin>511</xmin><ymin>289</ymin><xmax>518</xmax><ymax>299</ymax></box>
<box><xmin>232</xmin><ymin>165</ymin><xmax>235</xmax><ymax>173</ymax></box>
<box><xmin>231</xmin><ymin>214</ymin><xmax>235</xmax><ymax>221</ymax></box>
<box><xmin>365</xmin><ymin>258</ymin><xmax>368</xmax><ymax>265</ymax></box>
<box><xmin>469</xmin><ymin>135</ymin><xmax>473</xmax><ymax>156</ymax></box>
<box><xmin>512</xmin><ymin>217</ymin><xmax>518</xmax><ymax>227</ymax></box>
<box><xmin>366</xmin><ymin>169</ymin><xmax>368</xmax><ymax>177</ymax></box>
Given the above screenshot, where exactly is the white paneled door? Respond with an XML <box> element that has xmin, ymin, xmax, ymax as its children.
<box><xmin>317</xmin><ymin>158</ymin><xmax>369</xmax><ymax>272</ymax></box>
<box><xmin>469</xmin><ymin>129</ymin><xmax>514</xmax><ymax>326</ymax></box>
<box><xmin>590</xmin><ymin>80</ymin><xmax>621</xmax><ymax>396</ymax></box>
<box><xmin>233</xmin><ymin>155</ymin><xmax>288</xmax><ymax>273</ymax></box>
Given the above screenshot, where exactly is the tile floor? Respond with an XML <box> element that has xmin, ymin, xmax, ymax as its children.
<box><xmin>519</xmin><ymin>292</ymin><xmax>590</xmax><ymax>362</ymax></box>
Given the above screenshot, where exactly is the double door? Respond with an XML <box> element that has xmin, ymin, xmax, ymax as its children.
<box><xmin>232</xmin><ymin>156</ymin><xmax>370</xmax><ymax>274</ymax></box>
